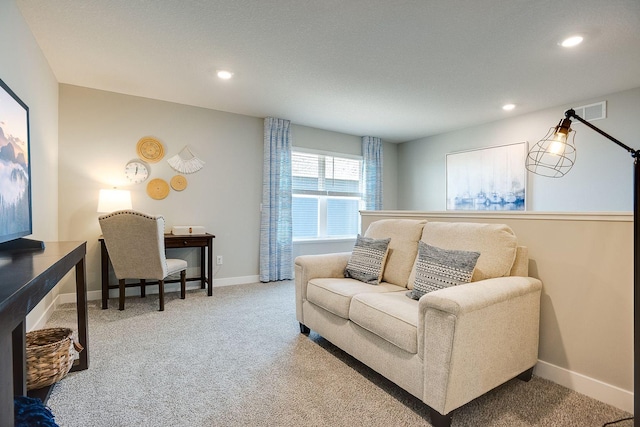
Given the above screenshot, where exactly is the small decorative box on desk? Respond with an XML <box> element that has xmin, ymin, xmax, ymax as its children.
<box><xmin>171</xmin><ymin>226</ymin><xmax>206</xmax><ymax>235</ymax></box>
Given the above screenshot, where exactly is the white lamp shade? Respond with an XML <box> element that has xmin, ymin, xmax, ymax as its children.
<box><xmin>98</xmin><ymin>189</ymin><xmax>132</xmax><ymax>213</ymax></box>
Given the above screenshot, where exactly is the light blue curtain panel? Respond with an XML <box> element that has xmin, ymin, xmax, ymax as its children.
<box><xmin>362</xmin><ymin>136</ymin><xmax>383</xmax><ymax>210</ymax></box>
<box><xmin>260</xmin><ymin>117</ymin><xmax>294</xmax><ymax>282</ymax></box>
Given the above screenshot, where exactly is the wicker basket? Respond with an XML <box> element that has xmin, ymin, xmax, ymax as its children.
<box><xmin>26</xmin><ymin>327</ymin><xmax>83</xmax><ymax>391</ymax></box>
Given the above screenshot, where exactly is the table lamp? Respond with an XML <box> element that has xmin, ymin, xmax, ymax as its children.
<box><xmin>97</xmin><ymin>189</ymin><xmax>132</xmax><ymax>213</ymax></box>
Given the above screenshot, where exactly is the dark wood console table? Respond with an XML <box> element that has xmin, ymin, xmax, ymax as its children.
<box><xmin>100</xmin><ymin>233</ymin><xmax>215</xmax><ymax>309</ymax></box>
<box><xmin>0</xmin><ymin>241</ymin><xmax>89</xmax><ymax>427</ymax></box>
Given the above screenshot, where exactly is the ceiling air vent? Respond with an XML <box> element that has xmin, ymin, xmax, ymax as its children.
<box><xmin>572</xmin><ymin>101</ymin><xmax>607</xmax><ymax>122</ymax></box>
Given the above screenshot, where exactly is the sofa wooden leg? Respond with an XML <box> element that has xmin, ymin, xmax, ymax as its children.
<box><xmin>299</xmin><ymin>323</ymin><xmax>310</xmax><ymax>334</ymax></box>
<box><xmin>517</xmin><ymin>366</ymin><xmax>534</xmax><ymax>382</ymax></box>
<box><xmin>429</xmin><ymin>409</ymin><xmax>452</xmax><ymax>427</ymax></box>
<box><xmin>140</xmin><ymin>279</ymin><xmax>146</xmax><ymax>298</ymax></box>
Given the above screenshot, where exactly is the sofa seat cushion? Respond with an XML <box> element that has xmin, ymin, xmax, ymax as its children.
<box><xmin>349</xmin><ymin>291</ymin><xmax>418</xmax><ymax>354</ymax></box>
<box><xmin>307</xmin><ymin>278</ymin><xmax>406</xmax><ymax>319</ymax></box>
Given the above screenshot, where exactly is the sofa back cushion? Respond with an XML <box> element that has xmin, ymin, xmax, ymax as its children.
<box><xmin>364</xmin><ymin>219</ymin><xmax>427</xmax><ymax>287</ymax></box>
<box><xmin>409</xmin><ymin>222</ymin><xmax>517</xmax><ymax>286</ymax></box>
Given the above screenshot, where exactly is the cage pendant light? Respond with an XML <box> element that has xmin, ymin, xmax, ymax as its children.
<box><xmin>525</xmin><ymin>118</ymin><xmax>576</xmax><ymax>178</ymax></box>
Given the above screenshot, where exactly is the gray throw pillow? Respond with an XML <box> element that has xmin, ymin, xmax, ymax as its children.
<box><xmin>406</xmin><ymin>242</ymin><xmax>480</xmax><ymax>300</ymax></box>
<box><xmin>345</xmin><ymin>235</ymin><xmax>391</xmax><ymax>285</ymax></box>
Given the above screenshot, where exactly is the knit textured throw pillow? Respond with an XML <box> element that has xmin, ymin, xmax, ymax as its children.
<box><xmin>344</xmin><ymin>235</ymin><xmax>391</xmax><ymax>285</ymax></box>
<box><xmin>406</xmin><ymin>242</ymin><xmax>480</xmax><ymax>300</ymax></box>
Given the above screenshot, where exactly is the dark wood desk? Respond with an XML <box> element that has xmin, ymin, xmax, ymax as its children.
<box><xmin>100</xmin><ymin>233</ymin><xmax>215</xmax><ymax>309</ymax></box>
<box><xmin>0</xmin><ymin>241</ymin><xmax>88</xmax><ymax>427</ymax></box>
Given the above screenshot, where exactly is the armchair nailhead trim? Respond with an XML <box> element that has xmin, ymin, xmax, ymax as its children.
<box><xmin>99</xmin><ymin>210</ymin><xmax>164</xmax><ymax>221</ymax></box>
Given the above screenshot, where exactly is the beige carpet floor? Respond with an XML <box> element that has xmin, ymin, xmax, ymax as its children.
<box><xmin>43</xmin><ymin>280</ymin><xmax>632</xmax><ymax>426</ymax></box>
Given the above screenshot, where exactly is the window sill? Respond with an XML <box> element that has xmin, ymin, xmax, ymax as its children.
<box><xmin>293</xmin><ymin>237</ymin><xmax>356</xmax><ymax>244</ymax></box>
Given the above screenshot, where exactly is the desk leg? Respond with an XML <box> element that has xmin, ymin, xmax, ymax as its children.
<box><xmin>11</xmin><ymin>322</ymin><xmax>26</xmax><ymax>396</ymax></box>
<box><xmin>71</xmin><ymin>256</ymin><xmax>89</xmax><ymax>371</ymax></box>
<box><xmin>101</xmin><ymin>241</ymin><xmax>109</xmax><ymax>309</ymax></box>
<box><xmin>1</xmin><ymin>331</ymin><xmax>15</xmax><ymax>427</ymax></box>
<box><xmin>207</xmin><ymin>239</ymin><xmax>213</xmax><ymax>296</ymax></box>
<box><xmin>200</xmin><ymin>246</ymin><xmax>206</xmax><ymax>290</ymax></box>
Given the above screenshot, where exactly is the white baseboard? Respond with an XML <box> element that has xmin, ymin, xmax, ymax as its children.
<box><xmin>534</xmin><ymin>360</ymin><xmax>633</xmax><ymax>414</ymax></box>
<box><xmin>28</xmin><ymin>297</ymin><xmax>59</xmax><ymax>331</ymax></box>
<box><xmin>213</xmin><ymin>275</ymin><xmax>260</xmax><ymax>287</ymax></box>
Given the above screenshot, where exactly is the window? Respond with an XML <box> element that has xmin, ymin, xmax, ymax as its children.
<box><xmin>292</xmin><ymin>149</ymin><xmax>363</xmax><ymax>240</ymax></box>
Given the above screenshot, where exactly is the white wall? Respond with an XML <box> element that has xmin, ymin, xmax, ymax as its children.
<box><xmin>393</xmin><ymin>88</ymin><xmax>640</xmax><ymax>412</ymax></box>
<box><xmin>398</xmin><ymin>87</ymin><xmax>640</xmax><ymax>212</ymax></box>
<box><xmin>58</xmin><ymin>85</ymin><xmax>264</xmax><ymax>293</ymax></box>
<box><xmin>1</xmin><ymin>0</ymin><xmax>60</xmax><ymax>329</ymax></box>
<box><xmin>57</xmin><ymin>85</ymin><xmax>397</xmax><ymax>294</ymax></box>
<box><xmin>362</xmin><ymin>210</ymin><xmax>633</xmax><ymax>413</ymax></box>
<box><xmin>1</xmin><ymin>1</ymin><xmax>59</xmax><ymax>242</ymax></box>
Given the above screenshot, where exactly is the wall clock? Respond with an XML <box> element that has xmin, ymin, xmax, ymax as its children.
<box><xmin>124</xmin><ymin>160</ymin><xmax>149</xmax><ymax>184</ymax></box>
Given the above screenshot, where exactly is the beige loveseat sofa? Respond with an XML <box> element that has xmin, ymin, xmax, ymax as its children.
<box><xmin>294</xmin><ymin>219</ymin><xmax>542</xmax><ymax>427</ymax></box>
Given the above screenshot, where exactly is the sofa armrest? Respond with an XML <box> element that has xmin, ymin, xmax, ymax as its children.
<box><xmin>418</xmin><ymin>276</ymin><xmax>542</xmax><ymax>415</ymax></box>
<box><xmin>294</xmin><ymin>252</ymin><xmax>352</xmax><ymax>322</ymax></box>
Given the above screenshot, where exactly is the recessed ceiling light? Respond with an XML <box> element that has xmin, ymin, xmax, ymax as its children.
<box><xmin>560</xmin><ymin>35</ymin><xmax>583</xmax><ymax>48</ymax></box>
<box><xmin>217</xmin><ymin>70</ymin><xmax>233</xmax><ymax>80</ymax></box>
<box><xmin>502</xmin><ymin>104</ymin><xmax>516</xmax><ymax>111</ymax></box>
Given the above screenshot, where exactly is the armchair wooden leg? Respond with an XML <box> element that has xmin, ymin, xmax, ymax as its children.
<box><xmin>180</xmin><ymin>270</ymin><xmax>186</xmax><ymax>299</ymax></box>
<box><xmin>118</xmin><ymin>279</ymin><xmax>125</xmax><ymax>311</ymax></box>
<box><xmin>140</xmin><ymin>279</ymin><xmax>146</xmax><ymax>298</ymax></box>
<box><xmin>159</xmin><ymin>280</ymin><xmax>165</xmax><ymax>311</ymax></box>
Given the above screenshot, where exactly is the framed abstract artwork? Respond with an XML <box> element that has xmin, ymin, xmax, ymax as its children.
<box><xmin>446</xmin><ymin>142</ymin><xmax>526</xmax><ymax>211</ymax></box>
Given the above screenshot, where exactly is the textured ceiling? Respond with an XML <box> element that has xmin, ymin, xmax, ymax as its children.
<box><xmin>15</xmin><ymin>0</ymin><xmax>640</xmax><ymax>142</ymax></box>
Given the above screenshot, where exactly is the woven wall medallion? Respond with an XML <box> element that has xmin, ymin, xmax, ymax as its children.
<box><xmin>170</xmin><ymin>175</ymin><xmax>188</xmax><ymax>191</ymax></box>
<box><xmin>136</xmin><ymin>137</ymin><xmax>165</xmax><ymax>163</ymax></box>
<box><xmin>146</xmin><ymin>178</ymin><xmax>170</xmax><ymax>200</ymax></box>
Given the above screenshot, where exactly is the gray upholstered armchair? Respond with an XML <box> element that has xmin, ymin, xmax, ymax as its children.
<box><xmin>98</xmin><ymin>210</ymin><xmax>188</xmax><ymax>311</ymax></box>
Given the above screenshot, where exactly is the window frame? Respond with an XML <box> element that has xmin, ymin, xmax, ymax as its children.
<box><xmin>291</xmin><ymin>147</ymin><xmax>363</xmax><ymax>242</ymax></box>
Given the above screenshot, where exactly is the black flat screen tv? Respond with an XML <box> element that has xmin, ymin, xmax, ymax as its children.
<box><xmin>0</xmin><ymin>77</ymin><xmax>32</xmax><ymax>246</ymax></box>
